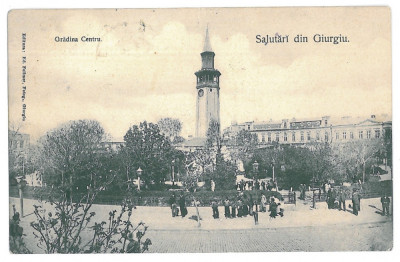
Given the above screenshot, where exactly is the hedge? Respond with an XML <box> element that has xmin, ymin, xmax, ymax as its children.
<box><xmin>9</xmin><ymin>186</ymin><xmax>282</xmax><ymax>207</ymax></box>
<box><xmin>10</xmin><ymin>181</ymin><xmax>391</xmax><ymax>207</ymax></box>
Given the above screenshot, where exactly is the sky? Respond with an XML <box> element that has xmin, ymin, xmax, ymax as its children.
<box><xmin>8</xmin><ymin>7</ymin><xmax>391</xmax><ymax>142</ymax></box>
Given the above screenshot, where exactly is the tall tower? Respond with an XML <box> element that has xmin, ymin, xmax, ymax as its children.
<box><xmin>195</xmin><ymin>27</ymin><xmax>221</xmax><ymax>138</ymax></box>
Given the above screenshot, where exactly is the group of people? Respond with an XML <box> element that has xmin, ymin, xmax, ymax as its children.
<box><xmin>168</xmin><ymin>192</ymin><xmax>187</xmax><ymax>218</ymax></box>
<box><xmin>236</xmin><ymin>180</ymin><xmax>275</xmax><ymax>192</ymax></box>
<box><xmin>325</xmin><ymin>187</ymin><xmax>363</xmax><ymax>216</ymax></box>
<box><xmin>326</xmin><ymin>187</ymin><xmax>347</xmax><ymax>211</ymax></box>
<box><xmin>211</xmin><ymin>193</ymin><xmax>284</xmax><ymax>225</ymax></box>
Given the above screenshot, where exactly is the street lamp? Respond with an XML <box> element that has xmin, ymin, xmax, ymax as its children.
<box><xmin>137</xmin><ymin>167</ymin><xmax>143</xmax><ymax>191</ymax></box>
<box><xmin>272</xmin><ymin>159</ymin><xmax>275</xmax><ymax>182</ymax></box>
<box><xmin>253</xmin><ymin>160</ymin><xmax>259</xmax><ymax>180</ymax></box>
<box><xmin>171</xmin><ymin>160</ymin><xmax>175</xmax><ymax>186</ymax></box>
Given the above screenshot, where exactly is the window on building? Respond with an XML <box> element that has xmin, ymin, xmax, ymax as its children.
<box><xmin>262</xmin><ymin>134</ymin><xmax>265</xmax><ymax>142</ymax></box>
<box><xmin>325</xmin><ymin>132</ymin><xmax>329</xmax><ymax>142</ymax></box>
<box><xmin>248</xmin><ymin>125</ymin><xmax>250</xmax><ymax>130</ymax></box>
<box><xmin>275</xmin><ymin>133</ymin><xmax>279</xmax><ymax>142</ymax></box>
<box><xmin>307</xmin><ymin>131</ymin><xmax>311</xmax><ymax>141</ymax></box>
<box><xmin>301</xmin><ymin>132</ymin><xmax>304</xmax><ymax>142</ymax></box>
<box><xmin>316</xmin><ymin>132</ymin><xmax>320</xmax><ymax>141</ymax></box>
<box><xmin>292</xmin><ymin>132</ymin><xmax>296</xmax><ymax>142</ymax></box>
<box><xmin>342</xmin><ymin>132</ymin><xmax>347</xmax><ymax>140</ymax></box>
<box><xmin>375</xmin><ymin>129</ymin><xmax>381</xmax><ymax>138</ymax></box>
<box><xmin>359</xmin><ymin>131</ymin><xmax>363</xmax><ymax>139</ymax></box>
<box><xmin>367</xmin><ymin>130</ymin><xmax>371</xmax><ymax>139</ymax></box>
<box><xmin>336</xmin><ymin>133</ymin><xmax>339</xmax><ymax>140</ymax></box>
<box><xmin>284</xmin><ymin>122</ymin><xmax>287</xmax><ymax>128</ymax></box>
<box><xmin>284</xmin><ymin>132</ymin><xmax>288</xmax><ymax>142</ymax></box>
<box><xmin>268</xmin><ymin>133</ymin><xmax>271</xmax><ymax>143</ymax></box>
<box><xmin>350</xmin><ymin>132</ymin><xmax>354</xmax><ymax>139</ymax></box>
<box><xmin>325</xmin><ymin>119</ymin><xmax>328</xmax><ymax>126</ymax></box>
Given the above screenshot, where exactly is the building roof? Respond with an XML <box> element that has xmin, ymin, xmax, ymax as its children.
<box><xmin>178</xmin><ymin>137</ymin><xmax>207</xmax><ymax>148</ymax></box>
<box><xmin>203</xmin><ymin>26</ymin><xmax>213</xmax><ymax>52</ymax></box>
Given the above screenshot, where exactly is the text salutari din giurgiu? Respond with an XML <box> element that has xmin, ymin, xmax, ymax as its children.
<box><xmin>256</xmin><ymin>34</ymin><xmax>349</xmax><ymax>45</ymax></box>
<box><xmin>54</xmin><ymin>36</ymin><xmax>102</xmax><ymax>42</ymax></box>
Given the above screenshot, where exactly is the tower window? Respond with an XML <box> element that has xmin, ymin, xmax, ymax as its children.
<box><xmin>210</xmin><ymin>89</ymin><xmax>212</xmax><ymax>92</ymax></box>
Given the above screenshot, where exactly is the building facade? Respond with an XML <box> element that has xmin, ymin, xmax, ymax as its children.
<box><xmin>195</xmin><ymin>27</ymin><xmax>221</xmax><ymax>138</ymax></box>
<box><xmin>223</xmin><ymin>114</ymin><xmax>391</xmax><ymax>146</ymax></box>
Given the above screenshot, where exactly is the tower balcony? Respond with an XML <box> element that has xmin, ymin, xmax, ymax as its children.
<box><xmin>196</xmin><ymin>82</ymin><xmax>220</xmax><ymax>89</ymax></box>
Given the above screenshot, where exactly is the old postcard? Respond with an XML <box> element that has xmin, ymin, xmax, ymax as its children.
<box><xmin>8</xmin><ymin>7</ymin><xmax>392</xmax><ymax>253</ymax></box>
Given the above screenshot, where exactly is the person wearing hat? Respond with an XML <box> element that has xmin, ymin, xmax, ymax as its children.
<box><xmin>338</xmin><ymin>188</ymin><xmax>346</xmax><ymax>211</ymax></box>
<box><xmin>381</xmin><ymin>193</ymin><xmax>391</xmax><ymax>216</ymax></box>
<box><xmin>211</xmin><ymin>199</ymin><xmax>219</xmax><ymax>219</ymax></box>
<box><xmin>352</xmin><ymin>189</ymin><xmax>360</xmax><ymax>216</ymax></box>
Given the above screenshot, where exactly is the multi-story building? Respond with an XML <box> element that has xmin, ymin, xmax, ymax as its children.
<box><xmin>223</xmin><ymin>114</ymin><xmax>391</xmax><ymax>146</ymax></box>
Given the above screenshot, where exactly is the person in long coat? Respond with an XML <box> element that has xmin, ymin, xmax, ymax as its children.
<box><xmin>223</xmin><ymin>197</ymin><xmax>230</xmax><ymax>218</ymax></box>
<box><xmin>231</xmin><ymin>200</ymin><xmax>237</xmax><ymax>218</ymax></box>
<box><xmin>338</xmin><ymin>188</ymin><xmax>346</xmax><ymax>211</ymax></box>
<box><xmin>260</xmin><ymin>194</ymin><xmax>267</xmax><ymax>212</ymax></box>
<box><xmin>352</xmin><ymin>190</ymin><xmax>360</xmax><ymax>216</ymax></box>
<box><xmin>179</xmin><ymin>193</ymin><xmax>187</xmax><ymax>218</ymax></box>
<box><xmin>237</xmin><ymin>199</ymin><xmax>243</xmax><ymax>217</ymax></box>
<box><xmin>211</xmin><ymin>199</ymin><xmax>219</xmax><ymax>219</ymax></box>
<box><xmin>381</xmin><ymin>194</ymin><xmax>390</xmax><ymax>216</ymax></box>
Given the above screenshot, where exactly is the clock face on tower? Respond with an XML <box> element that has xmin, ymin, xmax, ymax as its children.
<box><xmin>198</xmin><ymin>89</ymin><xmax>204</xmax><ymax>97</ymax></box>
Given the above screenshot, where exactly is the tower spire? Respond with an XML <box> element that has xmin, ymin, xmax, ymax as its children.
<box><xmin>203</xmin><ymin>25</ymin><xmax>213</xmax><ymax>52</ymax></box>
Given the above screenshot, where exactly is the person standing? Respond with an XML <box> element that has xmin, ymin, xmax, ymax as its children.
<box><xmin>169</xmin><ymin>193</ymin><xmax>178</xmax><ymax>217</ymax></box>
<box><xmin>352</xmin><ymin>189</ymin><xmax>360</xmax><ymax>216</ymax></box>
<box><xmin>237</xmin><ymin>199</ymin><xmax>243</xmax><ymax>217</ymax></box>
<box><xmin>327</xmin><ymin>188</ymin><xmax>334</xmax><ymax>209</ymax></box>
<box><xmin>381</xmin><ymin>194</ymin><xmax>390</xmax><ymax>216</ymax></box>
<box><xmin>211</xmin><ymin>199</ymin><xmax>219</xmax><ymax>219</ymax></box>
<box><xmin>231</xmin><ymin>200</ymin><xmax>237</xmax><ymax>218</ymax></box>
<box><xmin>179</xmin><ymin>193</ymin><xmax>187</xmax><ymax>218</ymax></box>
<box><xmin>224</xmin><ymin>197</ymin><xmax>230</xmax><ymax>218</ymax></box>
<box><xmin>253</xmin><ymin>200</ymin><xmax>259</xmax><ymax>225</ymax></box>
<box><xmin>260</xmin><ymin>194</ymin><xmax>267</xmax><ymax>212</ymax></box>
<box><xmin>338</xmin><ymin>188</ymin><xmax>346</xmax><ymax>211</ymax></box>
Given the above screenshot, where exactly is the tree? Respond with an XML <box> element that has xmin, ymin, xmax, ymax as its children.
<box><xmin>204</xmin><ymin>119</ymin><xmax>237</xmax><ymax>190</ymax></box>
<box><xmin>28</xmin><ymin>120</ymin><xmax>151</xmax><ymax>253</ymax></box>
<box><xmin>334</xmin><ymin>138</ymin><xmax>384</xmax><ymax>183</ymax></box>
<box><xmin>37</xmin><ymin>120</ymin><xmax>113</xmax><ymax>191</ymax></box>
<box><xmin>229</xmin><ymin>129</ymin><xmax>258</xmax><ymax>162</ymax></box>
<box><xmin>157</xmin><ymin>117</ymin><xmax>184</xmax><ymax>144</ymax></box>
<box><xmin>123</xmin><ymin>121</ymin><xmax>175</xmax><ymax>188</ymax></box>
